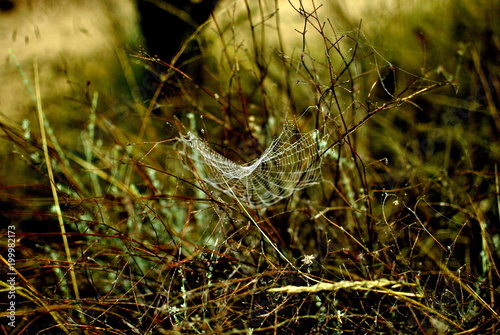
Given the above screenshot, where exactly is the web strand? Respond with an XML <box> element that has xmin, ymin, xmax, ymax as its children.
<box><xmin>182</xmin><ymin>124</ymin><xmax>323</xmax><ymax>209</ymax></box>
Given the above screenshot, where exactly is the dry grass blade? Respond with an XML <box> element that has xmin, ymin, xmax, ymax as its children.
<box><xmin>33</xmin><ymin>53</ymin><xmax>81</xmax><ymax>306</ymax></box>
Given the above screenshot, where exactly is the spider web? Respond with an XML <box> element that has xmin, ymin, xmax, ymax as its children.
<box><xmin>181</xmin><ymin>124</ymin><xmax>323</xmax><ymax>209</ymax></box>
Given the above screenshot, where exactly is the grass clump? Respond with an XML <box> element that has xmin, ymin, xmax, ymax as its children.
<box><xmin>0</xmin><ymin>0</ymin><xmax>499</xmax><ymax>334</ymax></box>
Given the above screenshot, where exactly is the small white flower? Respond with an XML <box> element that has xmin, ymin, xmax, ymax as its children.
<box><xmin>301</xmin><ymin>254</ymin><xmax>315</xmax><ymax>266</ymax></box>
